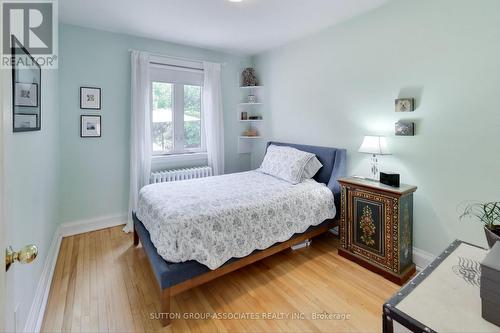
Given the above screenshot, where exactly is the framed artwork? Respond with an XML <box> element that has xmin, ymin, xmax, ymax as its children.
<box><xmin>80</xmin><ymin>87</ymin><xmax>101</xmax><ymax>110</ymax></box>
<box><xmin>395</xmin><ymin>121</ymin><xmax>415</xmax><ymax>136</ymax></box>
<box><xmin>81</xmin><ymin>115</ymin><xmax>101</xmax><ymax>138</ymax></box>
<box><xmin>12</xmin><ymin>36</ymin><xmax>41</xmax><ymax>132</ymax></box>
<box><xmin>14</xmin><ymin>114</ymin><xmax>38</xmax><ymax>130</ymax></box>
<box><xmin>15</xmin><ymin>83</ymin><xmax>38</xmax><ymax>107</ymax></box>
<box><xmin>395</xmin><ymin>98</ymin><xmax>415</xmax><ymax>112</ymax></box>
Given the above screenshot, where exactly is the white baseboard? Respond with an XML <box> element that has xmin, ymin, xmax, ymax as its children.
<box><xmin>413</xmin><ymin>246</ymin><xmax>435</xmax><ymax>270</ymax></box>
<box><xmin>59</xmin><ymin>214</ymin><xmax>127</xmax><ymax>237</ymax></box>
<box><xmin>24</xmin><ymin>227</ymin><xmax>62</xmax><ymax>333</ymax></box>
<box><xmin>24</xmin><ymin>214</ymin><xmax>127</xmax><ymax>332</ymax></box>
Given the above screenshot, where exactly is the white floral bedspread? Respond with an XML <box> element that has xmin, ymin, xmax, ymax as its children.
<box><xmin>136</xmin><ymin>171</ymin><xmax>336</xmax><ymax>270</ymax></box>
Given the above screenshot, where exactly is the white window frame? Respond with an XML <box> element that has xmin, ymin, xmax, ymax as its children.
<box><xmin>149</xmin><ymin>56</ymin><xmax>206</xmax><ymax>157</ymax></box>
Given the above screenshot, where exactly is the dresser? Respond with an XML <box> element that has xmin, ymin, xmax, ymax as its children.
<box><xmin>338</xmin><ymin>177</ymin><xmax>417</xmax><ymax>285</ymax></box>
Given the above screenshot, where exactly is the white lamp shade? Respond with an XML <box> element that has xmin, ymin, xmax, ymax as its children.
<box><xmin>358</xmin><ymin>136</ymin><xmax>391</xmax><ymax>155</ymax></box>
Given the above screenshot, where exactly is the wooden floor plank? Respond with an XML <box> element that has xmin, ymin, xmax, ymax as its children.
<box><xmin>42</xmin><ymin>226</ymin><xmax>398</xmax><ymax>333</ymax></box>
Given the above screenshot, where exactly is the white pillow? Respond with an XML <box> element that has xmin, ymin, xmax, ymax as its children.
<box><xmin>259</xmin><ymin>145</ymin><xmax>315</xmax><ymax>184</ymax></box>
<box><xmin>302</xmin><ymin>156</ymin><xmax>323</xmax><ymax>179</ymax></box>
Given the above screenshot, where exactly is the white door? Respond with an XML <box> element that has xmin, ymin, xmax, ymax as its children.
<box><xmin>1</xmin><ymin>61</ymin><xmax>5</xmax><ymax>333</ymax></box>
<box><xmin>1</xmin><ymin>51</ymin><xmax>42</xmax><ymax>333</ymax></box>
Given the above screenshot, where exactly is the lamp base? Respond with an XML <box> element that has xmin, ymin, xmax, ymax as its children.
<box><xmin>370</xmin><ymin>154</ymin><xmax>379</xmax><ymax>180</ymax></box>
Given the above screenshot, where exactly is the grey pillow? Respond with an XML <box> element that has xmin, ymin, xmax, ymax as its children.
<box><xmin>259</xmin><ymin>145</ymin><xmax>314</xmax><ymax>184</ymax></box>
<box><xmin>302</xmin><ymin>156</ymin><xmax>323</xmax><ymax>179</ymax></box>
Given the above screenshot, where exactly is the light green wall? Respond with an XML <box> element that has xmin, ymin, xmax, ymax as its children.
<box><xmin>253</xmin><ymin>0</ymin><xmax>500</xmax><ymax>254</ymax></box>
<box><xmin>3</xmin><ymin>67</ymin><xmax>59</xmax><ymax>331</ymax></box>
<box><xmin>59</xmin><ymin>24</ymin><xmax>252</xmax><ymax>224</ymax></box>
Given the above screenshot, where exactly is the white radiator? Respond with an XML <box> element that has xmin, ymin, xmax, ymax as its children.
<box><xmin>150</xmin><ymin>166</ymin><xmax>213</xmax><ymax>184</ymax></box>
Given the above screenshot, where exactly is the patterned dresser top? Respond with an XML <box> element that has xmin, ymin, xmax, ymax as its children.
<box><xmin>384</xmin><ymin>240</ymin><xmax>500</xmax><ymax>333</ymax></box>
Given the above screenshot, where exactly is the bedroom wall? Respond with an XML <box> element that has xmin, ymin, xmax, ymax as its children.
<box><xmin>59</xmin><ymin>24</ymin><xmax>252</xmax><ymax>224</ymax></box>
<box><xmin>253</xmin><ymin>0</ymin><xmax>500</xmax><ymax>255</ymax></box>
<box><xmin>2</xmin><ymin>68</ymin><xmax>59</xmax><ymax>331</ymax></box>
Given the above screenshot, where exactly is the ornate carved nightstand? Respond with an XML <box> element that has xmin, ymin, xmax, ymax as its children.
<box><xmin>338</xmin><ymin>177</ymin><xmax>417</xmax><ymax>285</ymax></box>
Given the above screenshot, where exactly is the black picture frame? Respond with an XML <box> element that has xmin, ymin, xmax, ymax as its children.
<box><xmin>80</xmin><ymin>87</ymin><xmax>101</xmax><ymax>110</ymax></box>
<box><xmin>80</xmin><ymin>115</ymin><xmax>102</xmax><ymax>138</ymax></box>
<box><xmin>12</xmin><ymin>36</ymin><xmax>41</xmax><ymax>132</ymax></box>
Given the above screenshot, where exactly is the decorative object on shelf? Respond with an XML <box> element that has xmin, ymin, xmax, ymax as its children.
<box><xmin>248</xmin><ymin>115</ymin><xmax>262</xmax><ymax>120</ymax></box>
<box><xmin>80</xmin><ymin>87</ymin><xmax>101</xmax><ymax>110</ymax></box>
<box><xmin>243</xmin><ymin>127</ymin><xmax>258</xmax><ymax>137</ymax></box>
<box><xmin>240</xmin><ymin>112</ymin><xmax>248</xmax><ymax>120</ymax></box>
<box><xmin>339</xmin><ymin>177</ymin><xmax>417</xmax><ymax>285</ymax></box>
<box><xmin>12</xmin><ymin>37</ymin><xmax>41</xmax><ymax>132</ymax></box>
<box><xmin>395</xmin><ymin>121</ymin><xmax>415</xmax><ymax>136</ymax></box>
<box><xmin>395</xmin><ymin>98</ymin><xmax>415</xmax><ymax>112</ymax></box>
<box><xmin>380</xmin><ymin>172</ymin><xmax>400</xmax><ymax>187</ymax></box>
<box><xmin>480</xmin><ymin>242</ymin><xmax>500</xmax><ymax>327</ymax></box>
<box><xmin>80</xmin><ymin>115</ymin><xmax>102</xmax><ymax>138</ymax></box>
<box><xmin>247</xmin><ymin>95</ymin><xmax>257</xmax><ymax>103</ymax></box>
<box><xmin>241</xmin><ymin>67</ymin><xmax>258</xmax><ymax>87</ymax></box>
<box><xmin>460</xmin><ymin>201</ymin><xmax>500</xmax><ymax>248</ymax></box>
<box><xmin>358</xmin><ymin>136</ymin><xmax>391</xmax><ymax>180</ymax></box>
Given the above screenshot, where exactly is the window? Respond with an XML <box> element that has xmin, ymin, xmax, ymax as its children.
<box><xmin>150</xmin><ymin>60</ymin><xmax>204</xmax><ymax>155</ymax></box>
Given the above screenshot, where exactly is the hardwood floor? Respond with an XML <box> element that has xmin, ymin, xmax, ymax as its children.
<box><xmin>41</xmin><ymin>226</ymin><xmax>398</xmax><ymax>333</ymax></box>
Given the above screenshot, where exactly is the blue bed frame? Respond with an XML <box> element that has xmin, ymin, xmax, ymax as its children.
<box><xmin>133</xmin><ymin>142</ymin><xmax>346</xmax><ymax>326</ymax></box>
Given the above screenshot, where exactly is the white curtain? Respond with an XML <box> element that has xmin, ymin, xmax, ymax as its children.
<box><xmin>125</xmin><ymin>51</ymin><xmax>151</xmax><ymax>232</ymax></box>
<box><xmin>203</xmin><ymin>62</ymin><xmax>225</xmax><ymax>176</ymax></box>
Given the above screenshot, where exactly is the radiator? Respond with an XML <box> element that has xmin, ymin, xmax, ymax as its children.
<box><xmin>150</xmin><ymin>166</ymin><xmax>213</xmax><ymax>184</ymax></box>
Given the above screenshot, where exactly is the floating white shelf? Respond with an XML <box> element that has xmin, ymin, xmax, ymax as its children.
<box><xmin>240</xmin><ymin>86</ymin><xmax>263</xmax><ymax>89</ymax></box>
<box><xmin>238</xmin><ymin>83</ymin><xmax>263</xmax><ymax>154</ymax></box>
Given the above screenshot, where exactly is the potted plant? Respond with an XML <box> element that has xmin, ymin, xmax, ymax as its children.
<box><xmin>460</xmin><ymin>201</ymin><xmax>500</xmax><ymax>248</ymax></box>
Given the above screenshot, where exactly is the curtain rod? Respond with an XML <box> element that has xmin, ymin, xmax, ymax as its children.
<box><xmin>150</xmin><ymin>61</ymin><xmax>203</xmax><ymax>72</ymax></box>
<box><xmin>127</xmin><ymin>49</ymin><xmax>226</xmax><ymax>67</ymax></box>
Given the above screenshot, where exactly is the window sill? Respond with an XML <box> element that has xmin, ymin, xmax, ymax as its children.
<box><xmin>151</xmin><ymin>152</ymin><xmax>208</xmax><ymax>170</ymax></box>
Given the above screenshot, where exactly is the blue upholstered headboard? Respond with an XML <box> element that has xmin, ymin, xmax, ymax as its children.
<box><xmin>266</xmin><ymin>142</ymin><xmax>347</xmax><ymax>208</ymax></box>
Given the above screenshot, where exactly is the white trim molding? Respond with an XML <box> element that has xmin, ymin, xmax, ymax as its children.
<box><xmin>59</xmin><ymin>214</ymin><xmax>127</xmax><ymax>237</ymax></box>
<box><xmin>24</xmin><ymin>228</ymin><xmax>62</xmax><ymax>333</ymax></box>
<box><xmin>413</xmin><ymin>246</ymin><xmax>435</xmax><ymax>270</ymax></box>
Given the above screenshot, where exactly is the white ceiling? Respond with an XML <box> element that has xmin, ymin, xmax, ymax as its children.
<box><xmin>60</xmin><ymin>0</ymin><xmax>389</xmax><ymax>55</ymax></box>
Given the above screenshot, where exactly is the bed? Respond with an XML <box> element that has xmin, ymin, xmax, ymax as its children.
<box><xmin>133</xmin><ymin>142</ymin><xmax>346</xmax><ymax>326</ymax></box>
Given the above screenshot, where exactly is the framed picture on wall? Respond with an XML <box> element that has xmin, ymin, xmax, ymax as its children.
<box><xmin>395</xmin><ymin>121</ymin><xmax>415</xmax><ymax>136</ymax></box>
<box><xmin>81</xmin><ymin>115</ymin><xmax>101</xmax><ymax>138</ymax></box>
<box><xmin>12</xmin><ymin>36</ymin><xmax>41</xmax><ymax>132</ymax></box>
<box><xmin>14</xmin><ymin>114</ymin><xmax>38</xmax><ymax>130</ymax></box>
<box><xmin>14</xmin><ymin>83</ymin><xmax>38</xmax><ymax>107</ymax></box>
<box><xmin>80</xmin><ymin>87</ymin><xmax>101</xmax><ymax>109</ymax></box>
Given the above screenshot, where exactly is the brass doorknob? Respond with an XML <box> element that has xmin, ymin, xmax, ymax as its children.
<box><xmin>5</xmin><ymin>245</ymin><xmax>38</xmax><ymax>271</ymax></box>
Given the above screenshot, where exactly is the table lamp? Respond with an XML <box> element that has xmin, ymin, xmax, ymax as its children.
<box><xmin>358</xmin><ymin>135</ymin><xmax>391</xmax><ymax>180</ymax></box>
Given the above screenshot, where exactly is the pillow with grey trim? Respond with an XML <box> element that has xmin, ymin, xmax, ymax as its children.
<box><xmin>302</xmin><ymin>156</ymin><xmax>323</xmax><ymax>180</ymax></box>
<box><xmin>259</xmin><ymin>145</ymin><xmax>315</xmax><ymax>184</ymax></box>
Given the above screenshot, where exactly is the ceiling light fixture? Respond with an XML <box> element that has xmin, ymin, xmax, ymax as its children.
<box><xmin>228</xmin><ymin>0</ymin><xmax>243</xmax><ymax>2</ymax></box>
